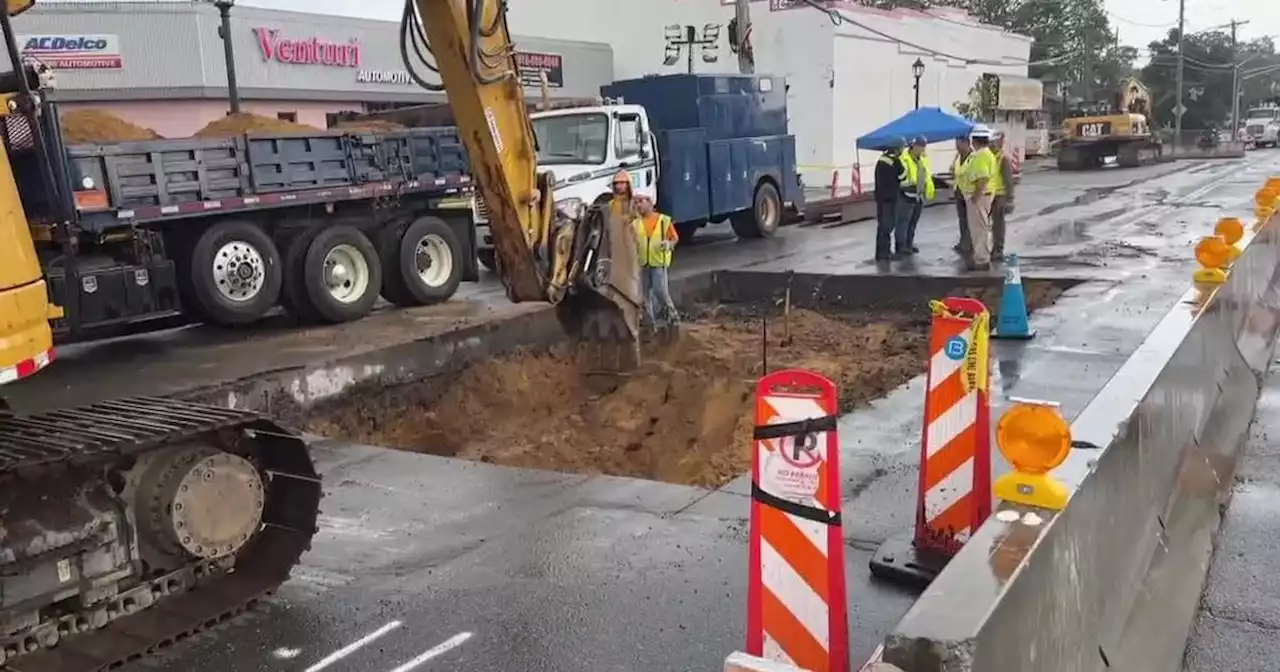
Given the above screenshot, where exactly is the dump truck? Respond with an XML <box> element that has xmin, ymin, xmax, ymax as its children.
<box><xmin>15</xmin><ymin>85</ymin><xmax>481</xmax><ymax>343</ymax></box>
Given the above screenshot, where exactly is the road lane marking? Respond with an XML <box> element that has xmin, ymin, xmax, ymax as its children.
<box><xmin>305</xmin><ymin>620</ymin><xmax>403</xmax><ymax>672</ymax></box>
<box><xmin>386</xmin><ymin>632</ymin><xmax>474</xmax><ymax>672</ymax></box>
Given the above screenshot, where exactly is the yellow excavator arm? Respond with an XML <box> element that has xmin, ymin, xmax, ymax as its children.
<box><xmin>403</xmin><ymin>0</ymin><xmax>642</xmax><ymax>352</ymax></box>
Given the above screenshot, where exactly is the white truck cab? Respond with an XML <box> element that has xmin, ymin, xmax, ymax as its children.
<box><xmin>1244</xmin><ymin>105</ymin><xmax>1280</xmax><ymax>149</ymax></box>
<box><xmin>475</xmin><ymin>102</ymin><xmax>658</xmax><ymax>270</ymax></box>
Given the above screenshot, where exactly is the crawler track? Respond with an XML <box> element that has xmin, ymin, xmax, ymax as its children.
<box><xmin>0</xmin><ymin>397</ymin><xmax>321</xmax><ymax>672</ymax></box>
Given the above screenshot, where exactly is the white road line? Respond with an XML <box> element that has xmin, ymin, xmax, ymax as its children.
<box><xmin>304</xmin><ymin>620</ymin><xmax>403</xmax><ymax>672</ymax></box>
<box><xmin>387</xmin><ymin>632</ymin><xmax>474</xmax><ymax>672</ymax></box>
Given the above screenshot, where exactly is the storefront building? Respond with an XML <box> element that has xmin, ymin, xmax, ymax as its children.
<box><xmin>14</xmin><ymin>1</ymin><xmax>614</xmax><ymax>137</ymax></box>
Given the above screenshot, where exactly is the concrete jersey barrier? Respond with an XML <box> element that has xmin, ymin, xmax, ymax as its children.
<box><xmin>880</xmin><ymin>204</ymin><xmax>1280</xmax><ymax>671</ymax></box>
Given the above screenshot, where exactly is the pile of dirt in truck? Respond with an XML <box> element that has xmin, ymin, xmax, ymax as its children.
<box><xmin>193</xmin><ymin>112</ymin><xmax>319</xmax><ymax>138</ymax></box>
<box><xmin>60</xmin><ymin>109</ymin><xmax>163</xmax><ymax>143</ymax></box>
<box><xmin>309</xmin><ymin>283</ymin><xmax>1062</xmax><ymax>488</ymax></box>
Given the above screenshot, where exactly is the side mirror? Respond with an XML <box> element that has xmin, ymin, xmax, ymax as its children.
<box><xmin>639</xmin><ymin>146</ymin><xmax>651</xmax><ymax>160</ymax></box>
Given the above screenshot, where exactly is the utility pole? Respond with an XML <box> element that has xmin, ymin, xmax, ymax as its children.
<box><xmin>734</xmin><ymin>0</ymin><xmax>753</xmax><ymax>75</ymax></box>
<box><xmin>1174</xmin><ymin>0</ymin><xmax>1185</xmax><ymax>142</ymax></box>
<box><xmin>1081</xmin><ymin>30</ymin><xmax>1092</xmax><ymax>104</ymax></box>
<box><xmin>1229</xmin><ymin>19</ymin><xmax>1251</xmax><ymax>135</ymax></box>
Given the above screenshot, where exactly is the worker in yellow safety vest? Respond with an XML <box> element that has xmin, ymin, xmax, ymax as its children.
<box><xmin>952</xmin><ymin>136</ymin><xmax>974</xmax><ymax>255</ymax></box>
<box><xmin>964</xmin><ymin>126</ymin><xmax>998</xmax><ymax>271</ymax></box>
<box><xmin>631</xmin><ymin>193</ymin><xmax>681</xmax><ymax>341</ymax></box>
<box><xmin>874</xmin><ymin>137</ymin><xmax>910</xmax><ymax>261</ymax></box>
<box><xmin>990</xmin><ymin>131</ymin><xmax>1017</xmax><ymax>260</ymax></box>
<box><xmin>610</xmin><ymin>170</ymin><xmax>635</xmax><ymax>219</ymax></box>
<box><xmin>899</xmin><ymin>136</ymin><xmax>936</xmax><ymax>254</ymax></box>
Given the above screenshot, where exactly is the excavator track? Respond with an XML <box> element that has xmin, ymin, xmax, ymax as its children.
<box><xmin>0</xmin><ymin>397</ymin><xmax>321</xmax><ymax>672</ymax></box>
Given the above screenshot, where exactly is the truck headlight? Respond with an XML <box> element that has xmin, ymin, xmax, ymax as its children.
<box><xmin>81</xmin><ymin>176</ymin><xmax>95</xmax><ymax>189</ymax></box>
<box><xmin>555</xmin><ymin>197</ymin><xmax>585</xmax><ymax>221</ymax></box>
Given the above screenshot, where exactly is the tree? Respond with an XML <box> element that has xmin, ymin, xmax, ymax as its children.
<box><xmin>1140</xmin><ymin>29</ymin><xmax>1238</xmax><ymax>130</ymax></box>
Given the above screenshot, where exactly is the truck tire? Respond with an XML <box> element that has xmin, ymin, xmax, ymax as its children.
<box><xmin>378</xmin><ymin>215</ymin><xmax>463</xmax><ymax>307</ymax></box>
<box><xmin>731</xmin><ymin>181</ymin><xmax>782</xmax><ymax>239</ymax></box>
<box><xmin>187</xmin><ymin>219</ymin><xmax>283</xmax><ymax>327</ymax></box>
<box><xmin>675</xmin><ymin>222</ymin><xmax>700</xmax><ymax>245</ymax></box>
<box><xmin>280</xmin><ymin>226</ymin><xmax>323</xmax><ymax>323</ymax></box>
<box><xmin>303</xmin><ymin>225</ymin><xmax>383</xmax><ymax>324</ymax></box>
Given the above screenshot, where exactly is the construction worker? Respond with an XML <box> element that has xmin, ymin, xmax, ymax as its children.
<box><xmin>965</xmin><ymin>127</ymin><xmax>998</xmax><ymax>271</ymax></box>
<box><xmin>952</xmin><ymin>136</ymin><xmax>974</xmax><ymax>255</ymax></box>
<box><xmin>900</xmin><ymin>136</ymin><xmax>936</xmax><ymax>254</ymax></box>
<box><xmin>990</xmin><ymin>131</ymin><xmax>1017</xmax><ymax>260</ymax></box>
<box><xmin>874</xmin><ymin>137</ymin><xmax>909</xmax><ymax>261</ymax></box>
<box><xmin>610</xmin><ymin>170</ymin><xmax>635</xmax><ymax>219</ymax></box>
<box><xmin>632</xmin><ymin>193</ymin><xmax>680</xmax><ymax>341</ymax></box>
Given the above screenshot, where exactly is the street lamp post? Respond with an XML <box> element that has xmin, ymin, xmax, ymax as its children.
<box><xmin>912</xmin><ymin>58</ymin><xmax>925</xmax><ymax>110</ymax></box>
<box><xmin>213</xmin><ymin>0</ymin><xmax>241</xmax><ymax>115</ymax></box>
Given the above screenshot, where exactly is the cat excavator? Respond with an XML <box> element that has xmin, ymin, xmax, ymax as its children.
<box><xmin>0</xmin><ymin>0</ymin><xmax>640</xmax><ymax>669</ymax></box>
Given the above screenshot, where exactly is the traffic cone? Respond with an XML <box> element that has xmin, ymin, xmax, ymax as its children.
<box><xmin>992</xmin><ymin>253</ymin><xmax>1036</xmax><ymax>340</ymax></box>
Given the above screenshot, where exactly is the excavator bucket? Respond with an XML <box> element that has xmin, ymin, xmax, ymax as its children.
<box><xmin>555</xmin><ymin>205</ymin><xmax>644</xmax><ymax>388</ymax></box>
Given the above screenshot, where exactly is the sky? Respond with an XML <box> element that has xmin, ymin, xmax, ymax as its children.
<box><xmin>1104</xmin><ymin>0</ymin><xmax>1280</xmax><ymax>56</ymax></box>
<box><xmin>46</xmin><ymin>0</ymin><xmax>1280</xmax><ymax>56</ymax></box>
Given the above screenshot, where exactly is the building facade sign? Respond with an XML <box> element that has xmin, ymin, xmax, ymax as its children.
<box><xmin>356</xmin><ymin>70</ymin><xmax>414</xmax><ymax>85</ymax></box>
<box><xmin>516</xmin><ymin>51</ymin><xmax>563</xmax><ymax>88</ymax></box>
<box><xmin>254</xmin><ymin>28</ymin><xmax>361</xmax><ymax>68</ymax></box>
<box><xmin>18</xmin><ymin>34</ymin><xmax>123</xmax><ymax>69</ymax></box>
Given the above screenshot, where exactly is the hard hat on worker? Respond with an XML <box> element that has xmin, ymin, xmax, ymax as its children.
<box><xmin>911</xmin><ymin>136</ymin><xmax>928</xmax><ymax>147</ymax></box>
<box><xmin>612</xmin><ymin>170</ymin><xmax>632</xmax><ymax>186</ymax></box>
<box><xmin>888</xmin><ymin>136</ymin><xmax>906</xmax><ymax>151</ymax></box>
<box><xmin>970</xmin><ymin>125</ymin><xmax>993</xmax><ymax>141</ymax></box>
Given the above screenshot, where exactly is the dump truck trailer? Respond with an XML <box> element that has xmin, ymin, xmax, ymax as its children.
<box><xmin>14</xmin><ymin>100</ymin><xmax>481</xmax><ymax>344</ymax></box>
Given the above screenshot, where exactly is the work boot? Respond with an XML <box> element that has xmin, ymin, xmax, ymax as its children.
<box><xmin>911</xmin><ymin>246</ymin><xmax>920</xmax><ymax>254</ymax></box>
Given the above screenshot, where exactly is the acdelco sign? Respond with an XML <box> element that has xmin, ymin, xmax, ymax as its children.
<box><xmin>254</xmin><ymin>28</ymin><xmax>361</xmax><ymax>68</ymax></box>
<box><xmin>18</xmin><ymin>34</ymin><xmax>123</xmax><ymax>69</ymax></box>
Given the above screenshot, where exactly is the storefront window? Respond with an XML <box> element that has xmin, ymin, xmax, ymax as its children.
<box><xmin>531</xmin><ymin>113</ymin><xmax>608</xmax><ymax>166</ymax></box>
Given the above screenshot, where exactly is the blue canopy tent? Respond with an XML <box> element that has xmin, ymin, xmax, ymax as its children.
<box><xmin>857</xmin><ymin>107</ymin><xmax>977</xmax><ymax>150</ymax></box>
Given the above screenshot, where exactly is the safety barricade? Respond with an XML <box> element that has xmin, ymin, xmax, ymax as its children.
<box><xmin>746</xmin><ymin>369</ymin><xmax>848</xmax><ymax>672</ymax></box>
<box><xmin>869</xmin><ymin>297</ymin><xmax>993</xmax><ymax>587</ymax></box>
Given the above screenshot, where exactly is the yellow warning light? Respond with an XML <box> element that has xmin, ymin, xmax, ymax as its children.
<box><xmin>1258</xmin><ymin>188</ymin><xmax>1278</xmax><ymax>208</ymax></box>
<box><xmin>994</xmin><ymin>399</ymin><xmax>1072</xmax><ymax>511</ymax></box>
<box><xmin>1215</xmin><ymin>217</ymin><xmax>1244</xmax><ymax>246</ymax></box>
<box><xmin>1193</xmin><ymin>235</ymin><xmax>1231</xmax><ymax>285</ymax></box>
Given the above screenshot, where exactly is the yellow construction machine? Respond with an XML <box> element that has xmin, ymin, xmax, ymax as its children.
<box><xmin>1059</xmin><ymin>77</ymin><xmax>1163</xmax><ymax>170</ymax></box>
<box><xmin>0</xmin><ymin>0</ymin><xmax>642</xmax><ymax>668</ymax></box>
<box><xmin>0</xmin><ymin>0</ymin><xmax>319</xmax><ymax>668</ymax></box>
<box><xmin>403</xmin><ymin>0</ymin><xmax>644</xmax><ymax>357</ymax></box>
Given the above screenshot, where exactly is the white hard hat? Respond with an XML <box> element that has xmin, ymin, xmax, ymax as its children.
<box><xmin>970</xmin><ymin>125</ymin><xmax>993</xmax><ymax>140</ymax></box>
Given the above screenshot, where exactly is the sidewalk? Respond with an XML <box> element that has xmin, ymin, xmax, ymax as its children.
<box><xmin>1182</xmin><ymin>360</ymin><xmax>1280</xmax><ymax>671</ymax></box>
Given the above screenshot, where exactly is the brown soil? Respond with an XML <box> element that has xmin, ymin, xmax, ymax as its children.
<box><xmin>60</xmin><ymin>109</ymin><xmax>163</xmax><ymax>144</ymax></box>
<box><xmin>331</xmin><ymin>119</ymin><xmax>407</xmax><ymax>133</ymax></box>
<box><xmin>193</xmin><ymin>112</ymin><xmax>319</xmax><ymax>138</ymax></box>
<box><xmin>308</xmin><ymin>284</ymin><xmax>1063</xmax><ymax>488</ymax></box>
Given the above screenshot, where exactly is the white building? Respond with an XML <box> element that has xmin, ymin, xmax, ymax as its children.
<box><xmin>508</xmin><ymin>0</ymin><xmax>1032</xmax><ymax>191</ymax></box>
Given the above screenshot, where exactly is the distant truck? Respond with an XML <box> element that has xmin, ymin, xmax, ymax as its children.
<box><xmin>476</xmin><ymin>73</ymin><xmax>801</xmax><ymax>268</ymax></box>
<box><xmin>28</xmin><ymin>103</ymin><xmax>481</xmax><ymax>344</ymax></box>
<box><xmin>1243</xmin><ymin>105</ymin><xmax>1280</xmax><ymax>148</ymax></box>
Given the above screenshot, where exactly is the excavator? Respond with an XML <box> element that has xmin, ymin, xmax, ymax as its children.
<box><xmin>1059</xmin><ymin>77</ymin><xmax>1163</xmax><ymax>170</ymax></box>
<box><xmin>0</xmin><ymin>0</ymin><xmax>641</xmax><ymax>669</ymax></box>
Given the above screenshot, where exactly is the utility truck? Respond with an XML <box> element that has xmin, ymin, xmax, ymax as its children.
<box><xmin>476</xmin><ymin>73</ymin><xmax>802</xmax><ymax>269</ymax></box>
<box><xmin>1243</xmin><ymin>105</ymin><xmax>1280</xmax><ymax>149</ymax></box>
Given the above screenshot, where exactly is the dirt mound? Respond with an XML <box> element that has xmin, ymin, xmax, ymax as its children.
<box><xmin>194</xmin><ymin>112</ymin><xmax>318</xmax><ymax>138</ymax></box>
<box><xmin>332</xmin><ymin>119</ymin><xmax>406</xmax><ymax>133</ymax></box>
<box><xmin>60</xmin><ymin>109</ymin><xmax>162</xmax><ymax>144</ymax></box>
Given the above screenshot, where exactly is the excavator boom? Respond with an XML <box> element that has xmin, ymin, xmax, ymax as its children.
<box><xmin>404</xmin><ymin>0</ymin><xmax>643</xmax><ymax>352</ymax></box>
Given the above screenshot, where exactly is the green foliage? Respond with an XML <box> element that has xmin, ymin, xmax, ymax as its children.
<box><xmin>1140</xmin><ymin>29</ymin><xmax>1278</xmax><ymax>130</ymax></box>
<box><xmin>954</xmin><ymin>75</ymin><xmax>998</xmax><ymax>120</ymax></box>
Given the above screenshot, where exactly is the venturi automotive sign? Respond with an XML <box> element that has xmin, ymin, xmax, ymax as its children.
<box><xmin>19</xmin><ymin>34</ymin><xmax>123</xmax><ymax>69</ymax></box>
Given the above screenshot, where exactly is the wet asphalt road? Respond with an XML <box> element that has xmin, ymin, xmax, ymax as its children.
<box><xmin>19</xmin><ymin>152</ymin><xmax>1280</xmax><ymax>672</ymax></box>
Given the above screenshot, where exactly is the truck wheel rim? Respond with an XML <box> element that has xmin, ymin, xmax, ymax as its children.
<box><xmin>758</xmin><ymin>194</ymin><xmax>778</xmax><ymax>229</ymax></box>
<box><xmin>213</xmin><ymin>241</ymin><xmax>266</xmax><ymax>302</ymax></box>
<box><xmin>323</xmin><ymin>244</ymin><xmax>371</xmax><ymax>304</ymax></box>
<box><xmin>414</xmin><ymin>233</ymin><xmax>453</xmax><ymax>288</ymax></box>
